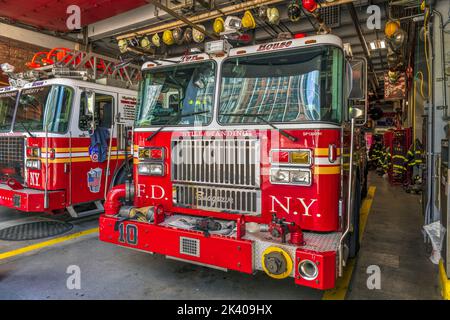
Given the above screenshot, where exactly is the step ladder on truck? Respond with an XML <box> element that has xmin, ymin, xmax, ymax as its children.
<box><xmin>0</xmin><ymin>48</ymin><xmax>139</xmax><ymax>217</ymax></box>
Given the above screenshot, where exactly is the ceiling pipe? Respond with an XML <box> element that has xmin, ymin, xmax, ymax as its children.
<box><xmin>118</xmin><ymin>0</ymin><xmax>355</xmax><ymax>40</ymax></box>
<box><xmin>346</xmin><ymin>2</ymin><xmax>379</xmax><ymax>97</ymax></box>
<box><xmin>145</xmin><ymin>0</ymin><xmax>219</xmax><ymax>40</ymax></box>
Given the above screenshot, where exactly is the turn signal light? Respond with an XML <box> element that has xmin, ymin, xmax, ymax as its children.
<box><xmin>138</xmin><ymin>147</ymin><xmax>164</xmax><ymax>161</ymax></box>
<box><xmin>271</xmin><ymin>149</ymin><xmax>311</xmax><ymax>166</ymax></box>
<box><xmin>26</xmin><ymin>147</ymin><xmax>41</xmax><ymax>158</ymax></box>
<box><xmin>291</xmin><ymin>151</ymin><xmax>310</xmax><ymax>165</ymax></box>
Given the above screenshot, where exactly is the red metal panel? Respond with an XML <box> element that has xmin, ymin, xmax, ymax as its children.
<box><xmin>99</xmin><ymin>215</ymin><xmax>254</xmax><ymax>274</ymax></box>
<box><xmin>133</xmin><ymin>128</ymin><xmax>341</xmax><ymax>232</ymax></box>
<box><xmin>0</xmin><ymin>0</ymin><xmax>148</xmax><ymax>31</ymax></box>
<box><xmin>294</xmin><ymin>249</ymin><xmax>336</xmax><ymax>290</ymax></box>
<box><xmin>0</xmin><ymin>184</ymin><xmax>66</xmax><ymax>212</ymax></box>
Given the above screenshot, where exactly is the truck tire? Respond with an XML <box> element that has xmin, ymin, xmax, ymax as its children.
<box><xmin>348</xmin><ymin>178</ymin><xmax>361</xmax><ymax>258</ymax></box>
<box><xmin>112</xmin><ymin>159</ymin><xmax>133</xmax><ymax>187</ymax></box>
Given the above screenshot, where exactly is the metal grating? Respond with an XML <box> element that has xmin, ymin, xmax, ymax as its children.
<box><xmin>180</xmin><ymin>236</ymin><xmax>200</xmax><ymax>257</ymax></box>
<box><xmin>173</xmin><ymin>184</ymin><xmax>261</xmax><ymax>215</ymax></box>
<box><xmin>319</xmin><ymin>5</ymin><xmax>340</xmax><ymax>28</ymax></box>
<box><xmin>0</xmin><ymin>136</ymin><xmax>25</xmax><ymax>183</ymax></box>
<box><xmin>172</xmin><ymin>137</ymin><xmax>260</xmax><ymax>188</ymax></box>
<box><xmin>390</xmin><ymin>3</ymin><xmax>422</xmax><ymax>21</ymax></box>
<box><xmin>0</xmin><ymin>221</ymin><xmax>73</xmax><ymax>241</ymax></box>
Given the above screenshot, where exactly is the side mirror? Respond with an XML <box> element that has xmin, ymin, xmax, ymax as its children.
<box><xmin>117</xmin><ymin>123</ymin><xmax>125</xmax><ymax>150</ymax></box>
<box><xmin>347</xmin><ymin>57</ymin><xmax>368</xmax><ymax>126</ymax></box>
<box><xmin>350</xmin><ymin>106</ymin><xmax>365</xmax><ymax>119</ymax></box>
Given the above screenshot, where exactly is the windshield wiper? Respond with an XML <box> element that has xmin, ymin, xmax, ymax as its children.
<box><xmin>219</xmin><ymin>113</ymin><xmax>297</xmax><ymax>142</ymax></box>
<box><xmin>146</xmin><ymin>110</ymin><xmax>210</xmax><ymax>142</ymax></box>
<box><xmin>17</xmin><ymin>120</ymin><xmax>35</xmax><ymax>138</ymax></box>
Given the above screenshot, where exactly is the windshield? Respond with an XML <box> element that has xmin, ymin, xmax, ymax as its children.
<box><xmin>14</xmin><ymin>85</ymin><xmax>73</xmax><ymax>133</ymax></box>
<box><xmin>219</xmin><ymin>45</ymin><xmax>343</xmax><ymax>124</ymax></box>
<box><xmin>0</xmin><ymin>90</ymin><xmax>18</xmax><ymax>132</ymax></box>
<box><xmin>135</xmin><ymin>61</ymin><xmax>215</xmax><ymax>127</ymax></box>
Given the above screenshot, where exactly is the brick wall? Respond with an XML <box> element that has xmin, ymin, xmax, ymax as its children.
<box><xmin>0</xmin><ymin>36</ymin><xmax>46</xmax><ymax>86</ymax></box>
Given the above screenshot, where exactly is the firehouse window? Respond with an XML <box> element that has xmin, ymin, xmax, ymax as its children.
<box><xmin>219</xmin><ymin>46</ymin><xmax>343</xmax><ymax>124</ymax></box>
<box><xmin>135</xmin><ymin>61</ymin><xmax>215</xmax><ymax>127</ymax></box>
<box><xmin>79</xmin><ymin>93</ymin><xmax>114</xmax><ymax>131</ymax></box>
<box><xmin>14</xmin><ymin>85</ymin><xmax>73</xmax><ymax>133</ymax></box>
<box><xmin>0</xmin><ymin>91</ymin><xmax>18</xmax><ymax>132</ymax></box>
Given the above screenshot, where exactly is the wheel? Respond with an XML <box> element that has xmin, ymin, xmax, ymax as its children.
<box><xmin>348</xmin><ymin>178</ymin><xmax>361</xmax><ymax>258</ymax></box>
<box><xmin>112</xmin><ymin>159</ymin><xmax>133</xmax><ymax>187</ymax></box>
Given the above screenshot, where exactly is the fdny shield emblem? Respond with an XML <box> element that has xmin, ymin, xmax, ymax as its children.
<box><xmin>87</xmin><ymin>168</ymin><xmax>102</xmax><ymax>193</ymax></box>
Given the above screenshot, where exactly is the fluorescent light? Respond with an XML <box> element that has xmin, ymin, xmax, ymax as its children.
<box><xmin>370</xmin><ymin>42</ymin><xmax>376</xmax><ymax>50</ymax></box>
<box><xmin>380</xmin><ymin>40</ymin><xmax>386</xmax><ymax>49</ymax></box>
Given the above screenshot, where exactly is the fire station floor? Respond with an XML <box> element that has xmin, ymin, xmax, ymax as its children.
<box><xmin>0</xmin><ymin>172</ymin><xmax>442</xmax><ymax>300</ymax></box>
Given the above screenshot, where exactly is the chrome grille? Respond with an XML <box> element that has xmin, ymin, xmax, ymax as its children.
<box><xmin>0</xmin><ymin>136</ymin><xmax>25</xmax><ymax>182</ymax></box>
<box><xmin>173</xmin><ymin>184</ymin><xmax>261</xmax><ymax>215</ymax></box>
<box><xmin>171</xmin><ymin>137</ymin><xmax>260</xmax><ymax>187</ymax></box>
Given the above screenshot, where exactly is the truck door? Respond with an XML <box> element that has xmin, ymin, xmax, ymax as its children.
<box><xmin>71</xmin><ymin>89</ymin><xmax>116</xmax><ymax>205</ymax></box>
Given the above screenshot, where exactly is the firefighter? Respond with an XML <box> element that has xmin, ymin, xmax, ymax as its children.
<box><xmin>380</xmin><ymin>146</ymin><xmax>391</xmax><ymax>176</ymax></box>
<box><xmin>405</xmin><ymin>139</ymin><xmax>424</xmax><ymax>193</ymax></box>
<box><xmin>391</xmin><ymin>142</ymin><xmax>408</xmax><ymax>179</ymax></box>
<box><xmin>369</xmin><ymin>135</ymin><xmax>383</xmax><ymax>170</ymax></box>
<box><xmin>406</xmin><ymin>139</ymin><xmax>424</xmax><ymax>168</ymax></box>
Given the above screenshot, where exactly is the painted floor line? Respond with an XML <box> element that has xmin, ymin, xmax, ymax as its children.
<box><xmin>322</xmin><ymin>186</ymin><xmax>377</xmax><ymax>300</ymax></box>
<box><xmin>0</xmin><ymin>227</ymin><xmax>99</xmax><ymax>261</ymax></box>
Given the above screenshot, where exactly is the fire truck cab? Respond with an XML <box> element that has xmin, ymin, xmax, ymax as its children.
<box><xmin>0</xmin><ymin>64</ymin><xmax>138</xmax><ymax>217</ymax></box>
<box><xmin>99</xmin><ymin>34</ymin><xmax>368</xmax><ymax>290</ymax></box>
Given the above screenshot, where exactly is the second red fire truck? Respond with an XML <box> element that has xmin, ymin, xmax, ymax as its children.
<box><xmin>99</xmin><ymin>34</ymin><xmax>368</xmax><ymax>289</ymax></box>
<box><xmin>0</xmin><ymin>50</ymin><xmax>138</xmax><ymax>217</ymax></box>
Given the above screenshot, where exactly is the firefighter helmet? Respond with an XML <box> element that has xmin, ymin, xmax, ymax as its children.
<box><xmin>267</xmin><ymin>7</ymin><xmax>280</xmax><ymax>25</ymax></box>
<box><xmin>118</xmin><ymin>39</ymin><xmax>128</xmax><ymax>53</ymax></box>
<box><xmin>385</xmin><ymin>20</ymin><xmax>400</xmax><ymax>38</ymax></box>
<box><xmin>258</xmin><ymin>5</ymin><xmax>268</xmax><ymax>19</ymax></box>
<box><xmin>163</xmin><ymin>30</ymin><xmax>175</xmax><ymax>45</ymax></box>
<box><xmin>151</xmin><ymin>33</ymin><xmax>161</xmax><ymax>47</ymax></box>
<box><xmin>241</xmin><ymin>10</ymin><xmax>256</xmax><ymax>29</ymax></box>
<box><xmin>288</xmin><ymin>2</ymin><xmax>302</xmax><ymax>22</ymax></box>
<box><xmin>172</xmin><ymin>27</ymin><xmax>183</xmax><ymax>45</ymax></box>
<box><xmin>140</xmin><ymin>36</ymin><xmax>152</xmax><ymax>50</ymax></box>
<box><xmin>183</xmin><ymin>28</ymin><xmax>193</xmax><ymax>43</ymax></box>
<box><xmin>213</xmin><ymin>17</ymin><xmax>225</xmax><ymax>34</ymax></box>
<box><xmin>192</xmin><ymin>25</ymin><xmax>206</xmax><ymax>43</ymax></box>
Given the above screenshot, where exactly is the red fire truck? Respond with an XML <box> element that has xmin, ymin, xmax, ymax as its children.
<box><xmin>0</xmin><ymin>50</ymin><xmax>138</xmax><ymax>217</ymax></box>
<box><xmin>99</xmin><ymin>34</ymin><xmax>368</xmax><ymax>289</ymax></box>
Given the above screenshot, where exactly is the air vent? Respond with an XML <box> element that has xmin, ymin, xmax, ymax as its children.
<box><xmin>319</xmin><ymin>6</ymin><xmax>340</xmax><ymax>28</ymax></box>
<box><xmin>180</xmin><ymin>237</ymin><xmax>200</xmax><ymax>257</ymax></box>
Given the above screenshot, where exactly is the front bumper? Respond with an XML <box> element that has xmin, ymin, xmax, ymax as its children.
<box><xmin>0</xmin><ymin>184</ymin><xmax>66</xmax><ymax>212</ymax></box>
<box><xmin>99</xmin><ymin>214</ymin><xmax>338</xmax><ymax>290</ymax></box>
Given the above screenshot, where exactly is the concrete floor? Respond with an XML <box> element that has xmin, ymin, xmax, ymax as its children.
<box><xmin>347</xmin><ymin>174</ymin><xmax>441</xmax><ymax>300</ymax></box>
<box><xmin>0</xmin><ymin>172</ymin><xmax>442</xmax><ymax>299</ymax></box>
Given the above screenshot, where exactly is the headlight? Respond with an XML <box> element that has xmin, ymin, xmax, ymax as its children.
<box><xmin>291</xmin><ymin>170</ymin><xmax>311</xmax><ymax>184</ymax></box>
<box><xmin>270</xmin><ymin>169</ymin><xmax>290</xmax><ymax>183</ymax></box>
<box><xmin>270</xmin><ymin>168</ymin><xmax>311</xmax><ymax>186</ymax></box>
<box><xmin>138</xmin><ymin>163</ymin><xmax>164</xmax><ymax>176</ymax></box>
<box><xmin>26</xmin><ymin>159</ymin><xmax>41</xmax><ymax>170</ymax></box>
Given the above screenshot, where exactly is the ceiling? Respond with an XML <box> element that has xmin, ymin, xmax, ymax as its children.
<box><xmin>0</xmin><ymin>0</ymin><xmax>148</xmax><ymax>31</ymax></box>
<box><xmin>0</xmin><ymin>0</ymin><xmax>424</xmax><ymax>100</ymax></box>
